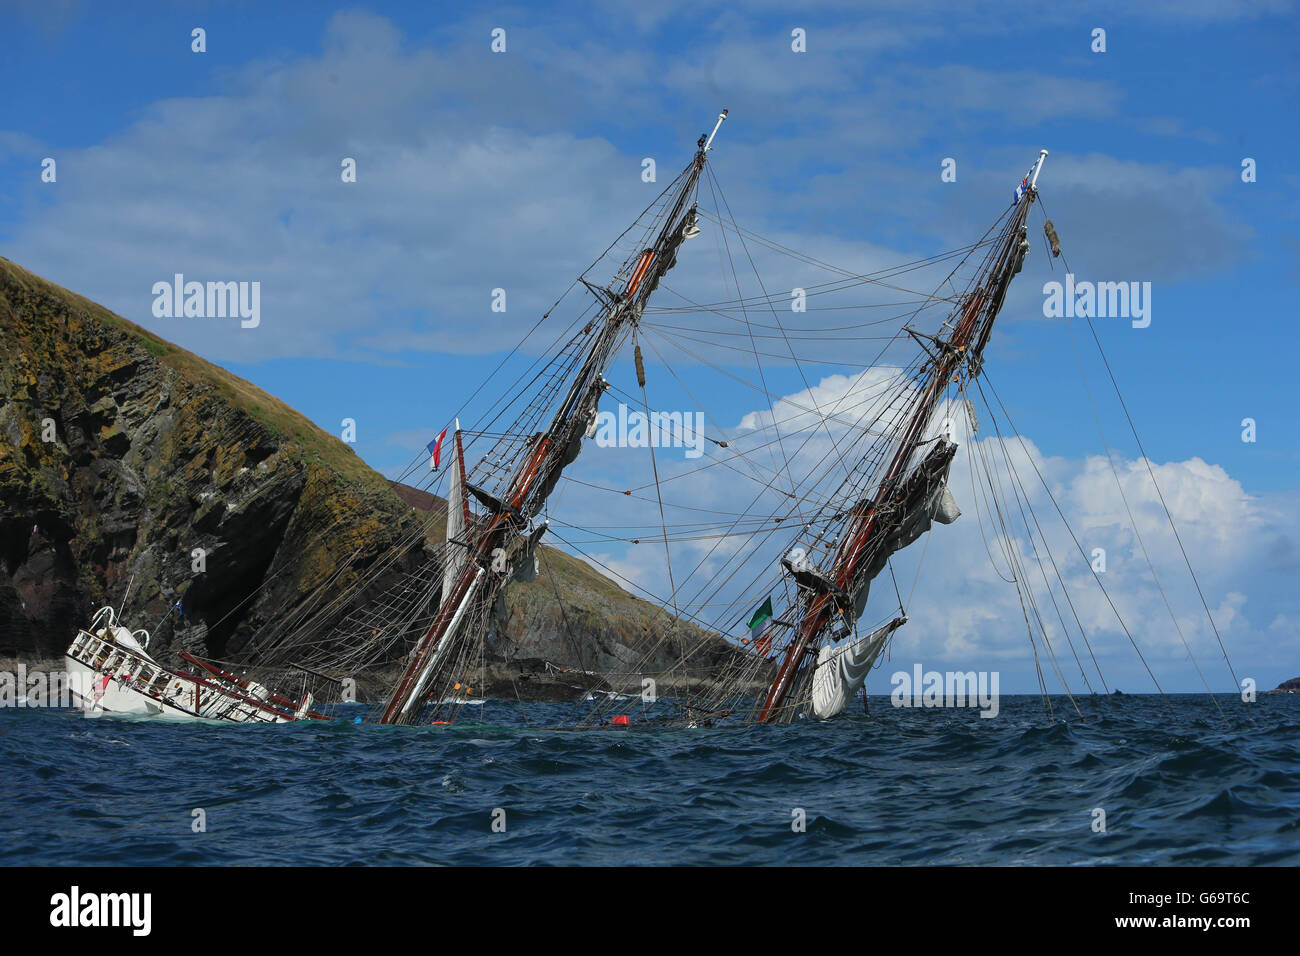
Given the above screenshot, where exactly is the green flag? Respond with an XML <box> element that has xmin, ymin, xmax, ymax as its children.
<box><xmin>747</xmin><ymin>595</ymin><xmax>774</xmax><ymax>639</ymax></box>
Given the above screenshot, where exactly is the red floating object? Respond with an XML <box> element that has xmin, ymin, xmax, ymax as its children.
<box><xmin>612</xmin><ymin>715</ymin><xmax>630</xmax><ymax>727</ymax></box>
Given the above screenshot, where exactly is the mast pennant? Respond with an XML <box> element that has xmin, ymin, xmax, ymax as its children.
<box><xmin>1015</xmin><ymin>149</ymin><xmax>1049</xmax><ymax>202</ymax></box>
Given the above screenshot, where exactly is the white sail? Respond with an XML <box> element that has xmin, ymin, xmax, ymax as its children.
<box><xmin>403</xmin><ymin>568</ymin><xmax>484</xmax><ymax>718</ymax></box>
<box><xmin>810</xmin><ymin>617</ymin><xmax>906</xmax><ymax>720</ymax></box>
<box><xmin>441</xmin><ymin>426</ymin><xmax>468</xmax><ymax>609</ymax></box>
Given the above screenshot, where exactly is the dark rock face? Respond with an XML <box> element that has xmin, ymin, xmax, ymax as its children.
<box><xmin>0</xmin><ymin>258</ymin><xmax>422</xmax><ymax>660</ymax></box>
<box><xmin>1273</xmin><ymin>677</ymin><xmax>1300</xmax><ymax>692</ymax></box>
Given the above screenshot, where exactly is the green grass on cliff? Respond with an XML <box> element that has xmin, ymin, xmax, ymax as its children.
<box><xmin>0</xmin><ymin>256</ymin><xmax>389</xmax><ymax>500</ymax></box>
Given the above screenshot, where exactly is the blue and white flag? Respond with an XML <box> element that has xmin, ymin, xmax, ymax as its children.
<box><xmin>1014</xmin><ymin>171</ymin><xmax>1031</xmax><ymax>203</ymax></box>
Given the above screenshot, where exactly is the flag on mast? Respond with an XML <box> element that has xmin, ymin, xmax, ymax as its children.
<box><xmin>1014</xmin><ymin>164</ymin><xmax>1034</xmax><ymax>202</ymax></box>
<box><xmin>428</xmin><ymin>426</ymin><xmax>449</xmax><ymax>471</ymax></box>
<box><xmin>747</xmin><ymin>595</ymin><xmax>775</xmax><ymax>652</ymax></box>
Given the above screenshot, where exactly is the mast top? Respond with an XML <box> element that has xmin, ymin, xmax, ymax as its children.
<box><xmin>1030</xmin><ymin>148</ymin><xmax>1048</xmax><ymax>189</ymax></box>
<box><xmin>704</xmin><ymin>109</ymin><xmax>728</xmax><ymax>152</ymax></box>
<box><xmin>1015</xmin><ymin>149</ymin><xmax>1049</xmax><ymax>203</ymax></box>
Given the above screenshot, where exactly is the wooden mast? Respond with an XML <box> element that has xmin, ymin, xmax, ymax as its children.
<box><xmin>378</xmin><ymin>114</ymin><xmax>726</xmax><ymax>724</ymax></box>
<box><xmin>755</xmin><ymin>152</ymin><xmax>1046</xmax><ymax>723</ymax></box>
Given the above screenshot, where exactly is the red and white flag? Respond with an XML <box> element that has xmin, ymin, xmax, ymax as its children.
<box><xmin>427</xmin><ymin>427</ymin><xmax>449</xmax><ymax>471</ymax></box>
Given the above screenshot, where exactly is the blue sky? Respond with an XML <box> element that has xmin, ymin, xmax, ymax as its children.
<box><xmin>2</xmin><ymin>0</ymin><xmax>1297</xmax><ymax>695</ymax></box>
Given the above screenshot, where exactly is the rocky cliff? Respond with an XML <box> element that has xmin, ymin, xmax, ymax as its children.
<box><xmin>0</xmin><ymin>257</ymin><xmax>424</xmax><ymax>661</ymax></box>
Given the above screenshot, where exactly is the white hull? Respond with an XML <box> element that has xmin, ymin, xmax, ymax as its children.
<box><xmin>65</xmin><ymin>654</ymin><xmax>185</xmax><ymax>718</ymax></box>
<box><xmin>65</xmin><ymin>606</ymin><xmax>315</xmax><ymax>723</ymax></box>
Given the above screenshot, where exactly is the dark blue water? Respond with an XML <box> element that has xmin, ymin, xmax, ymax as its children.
<box><xmin>2</xmin><ymin>694</ymin><xmax>1297</xmax><ymax>865</ymax></box>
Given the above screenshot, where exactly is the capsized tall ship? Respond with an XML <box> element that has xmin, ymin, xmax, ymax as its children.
<box><xmin>79</xmin><ymin>109</ymin><xmax>1233</xmax><ymax>728</ymax></box>
<box><xmin>356</xmin><ymin>142</ymin><xmax>1082</xmax><ymax>728</ymax></box>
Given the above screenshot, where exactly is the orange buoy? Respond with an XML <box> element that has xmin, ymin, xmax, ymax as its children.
<box><xmin>612</xmin><ymin>715</ymin><xmax>630</xmax><ymax>727</ymax></box>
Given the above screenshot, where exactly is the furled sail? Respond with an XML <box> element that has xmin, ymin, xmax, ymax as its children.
<box><xmin>397</xmin><ymin>568</ymin><xmax>485</xmax><ymax>720</ymax></box>
<box><xmin>847</xmin><ymin>440</ymin><xmax>962</xmax><ymax>620</ymax></box>
<box><xmin>441</xmin><ymin>425</ymin><xmax>470</xmax><ymax>609</ymax></box>
<box><xmin>506</xmin><ymin>522</ymin><xmax>545</xmax><ymax>585</ymax></box>
<box><xmin>810</xmin><ymin>616</ymin><xmax>906</xmax><ymax>719</ymax></box>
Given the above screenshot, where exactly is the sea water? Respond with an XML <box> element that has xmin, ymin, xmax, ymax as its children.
<box><xmin>1</xmin><ymin>694</ymin><xmax>1296</xmax><ymax>865</ymax></box>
